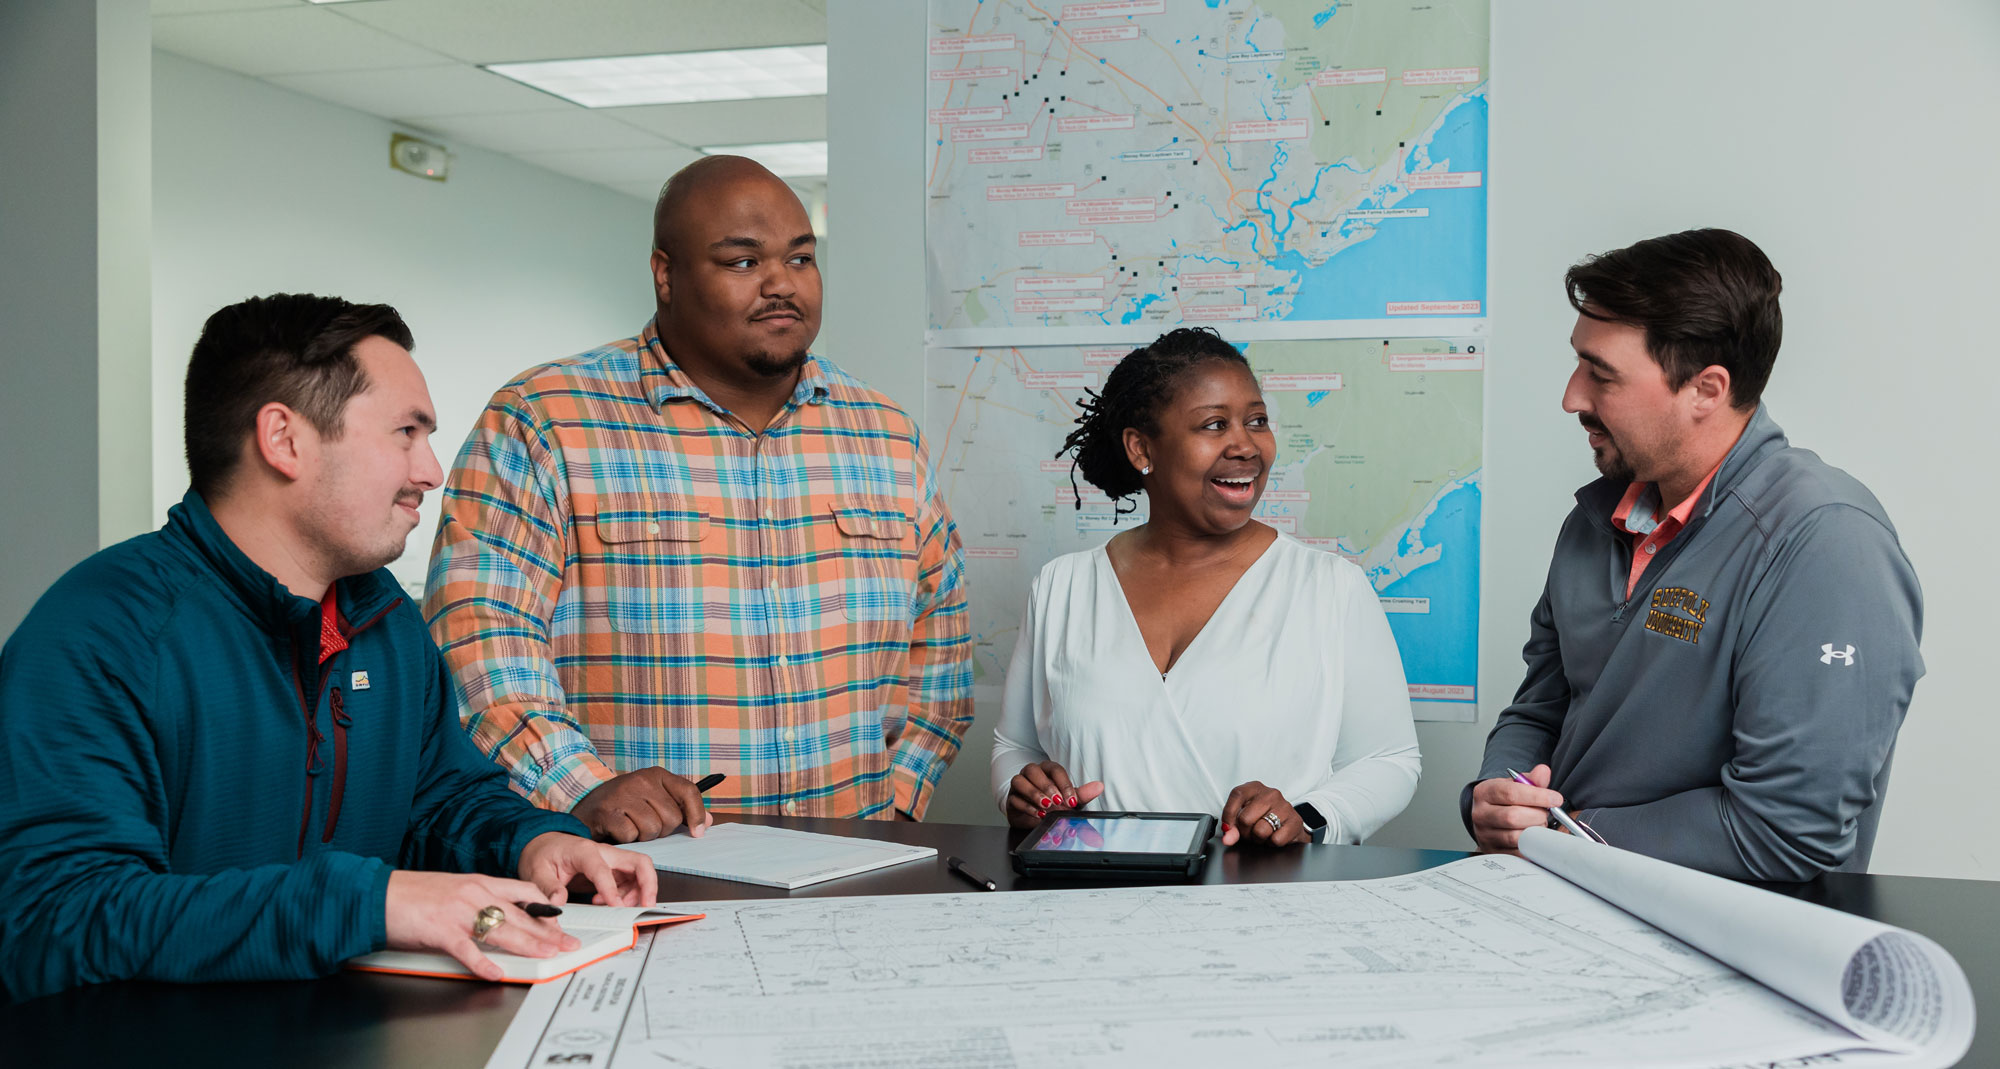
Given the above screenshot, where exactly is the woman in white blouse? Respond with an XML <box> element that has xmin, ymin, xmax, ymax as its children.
<box><xmin>990</xmin><ymin>328</ymin><xmax>1421</xmax><ymax>847</ymax></box>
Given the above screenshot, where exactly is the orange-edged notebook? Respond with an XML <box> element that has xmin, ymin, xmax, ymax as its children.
<box><xmin>346</xmin><ymin>905</ymin><xmax>703</xmax><ymax>983</ymax></box>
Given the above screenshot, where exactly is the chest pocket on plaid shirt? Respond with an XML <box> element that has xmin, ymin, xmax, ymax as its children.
<box><xmin>830</xmin><ymin>500</ymin><xmax>912</xmax><ymax>623</ymax></box>
<box><xmin>596</xmin><ymin>506</ymin><xmax>710</xmax><ymax>635</ymax></box>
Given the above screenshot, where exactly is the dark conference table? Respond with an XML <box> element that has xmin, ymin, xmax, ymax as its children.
<box><xmin>7</xmin><ymin>815</ymin><xmax>1993</xmax><ymax>1067</ymax></box>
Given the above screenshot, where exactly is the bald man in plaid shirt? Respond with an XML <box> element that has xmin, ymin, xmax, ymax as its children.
<box><xmin>425</xmin><ymin>156</ymin><xmax>972</xmax><ymax>841</ymax></box>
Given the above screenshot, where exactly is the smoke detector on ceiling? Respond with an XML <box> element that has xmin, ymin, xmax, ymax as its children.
<box><xmin>389</xmin><ymin>133</ymin><xmax>450</xmax><ymax>182</ymax></box>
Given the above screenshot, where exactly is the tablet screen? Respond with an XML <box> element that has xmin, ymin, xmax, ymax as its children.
<box><xmin>1030</xmin><ymin>815</ymin><xmax>1200</xmax><ymax>854</ymax></box>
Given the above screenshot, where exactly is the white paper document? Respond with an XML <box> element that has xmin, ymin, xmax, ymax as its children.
<box><xmin>486</xmin><ymin>828</ymin><xmax>1973</xmax><ymax>1068</ymax></box>
<box><xmin>623</xmin><ymin>822</ymin><xmax>937</xmax><ymax>889</ymax></box>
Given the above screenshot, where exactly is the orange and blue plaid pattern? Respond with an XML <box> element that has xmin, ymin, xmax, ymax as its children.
<box><xmin>423</xmin><ymin>320</ymin><xmax>971</xmax><ymax>819</ymax></box>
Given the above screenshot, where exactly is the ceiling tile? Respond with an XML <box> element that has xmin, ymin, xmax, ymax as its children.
<box><xmin>514</xmin><ymin>146</ymin><xmax>707</xmax><ymax>187</ymax></box>
<box><xmin>405</xmin><ymin>110</ymin><xmax>667</xmax><ymax>155</ymax></box>
<box><xmin>331</xmin><ymin>0</ymin><xmax>827</xmax><ymax>65</ymax></box>
<box><xmin>266</xmin><ymin>64</ymin><xmax>575</xmax><ymax>120</ymax></box>
<box><xmin>604</xmin><ymin>95</ymin><xmax>825</xmax><ymax>149</ymax></box>
<box><xmin>152</xmin><ymin>6</ymin><xmax>453</xmax><ymax>76</ymax></box>
<box><xmin>150</xmin><ymin>0</ymin><xmax>294</xmax><ymax>13</ymax></box>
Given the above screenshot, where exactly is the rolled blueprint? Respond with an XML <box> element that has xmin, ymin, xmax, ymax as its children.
<box><xmin>1522</xmin><ymin>826</ymin><xmax>1975</xmax><ymax>1066</ymax></box>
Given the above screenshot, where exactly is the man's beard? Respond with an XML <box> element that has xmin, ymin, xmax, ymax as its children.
<box><xmin>1582</xmin><ymin>417</ymin><xmax>1636</xmax><ymax>482</ymax></box>
<box><xmin>745</xmin><ymin>348</ymin><xmax>810</xmax><ymax>378</ymax></box>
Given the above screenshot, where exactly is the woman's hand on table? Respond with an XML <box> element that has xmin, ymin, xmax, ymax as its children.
<box><xmin>1220</xmin><ymin>781</ymin><xmax>1306</xmax><ymax>847</ymax></box>
<box><xmin>1004</xmin><ymin>761</ymin><xmax>1105</xmax><ymax>828</ymax></box>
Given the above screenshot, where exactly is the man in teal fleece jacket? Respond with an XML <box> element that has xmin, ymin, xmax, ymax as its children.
<box><xmin>0</xmin><ymin>295</ymin><xmax>657</xmax><ymax>1002</ymax></box>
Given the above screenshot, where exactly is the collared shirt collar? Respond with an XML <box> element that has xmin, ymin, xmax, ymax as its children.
<box><xmin>1611</xmin><ymin>459</ymin><xmax>1723</xmax><ymax>538</ymax></box>
<box><xmin>638</xmin><ymin>317</ymin><xmax>831</xmax><ymax>418</ymax></box>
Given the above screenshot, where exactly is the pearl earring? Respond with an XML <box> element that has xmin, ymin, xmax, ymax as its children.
<box><xmin>1140</xmin><ymin>465</ymin><xmax>1152</xmax><ymax>475</ymax></box>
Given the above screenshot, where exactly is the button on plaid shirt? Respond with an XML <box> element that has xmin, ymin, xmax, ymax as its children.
<box><xmin>423</xmin><ymin>320</ymin><xmax>972</xmax><ymax>819</ymax></box>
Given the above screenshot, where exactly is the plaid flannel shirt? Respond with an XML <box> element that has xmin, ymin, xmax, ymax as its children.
<box><xmin>423</xmin><ymin>320</ymin><xmax>972</xmax><ymax>819</ymax></box>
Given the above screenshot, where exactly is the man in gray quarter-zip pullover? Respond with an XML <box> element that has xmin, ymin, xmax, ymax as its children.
<box><xmin>1461</xmin><ymin>230</ymin><xmax>1923</xmax><ymax>882</ymax></box>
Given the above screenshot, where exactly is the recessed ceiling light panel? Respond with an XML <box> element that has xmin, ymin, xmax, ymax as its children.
<box><xmin>700</xmin><ymin>140</ymin><xmax>828</xmax><ymax>178</ymax></box>
<box><xmin>487</xmin><ymin>45</ymin><xmax>827</xmax><ymax>108</ymax></box>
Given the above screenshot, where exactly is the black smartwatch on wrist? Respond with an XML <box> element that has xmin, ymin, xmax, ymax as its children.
<box><xmin>1293</xmin><ymin>802</ymin><xmax>1329</xmax><ymax>844</ymax></box>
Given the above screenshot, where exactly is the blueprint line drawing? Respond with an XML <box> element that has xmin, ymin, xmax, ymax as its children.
<box><xmin>485</xmin><ymin>830</ymin><xmax>1972</xmax><ymax>1069</ymax></box>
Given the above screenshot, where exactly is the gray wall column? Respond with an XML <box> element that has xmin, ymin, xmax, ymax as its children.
<box><xmin>0</xmin><ymin>0</ymin><xmax>152</xmax><ymax>641</ymax></box>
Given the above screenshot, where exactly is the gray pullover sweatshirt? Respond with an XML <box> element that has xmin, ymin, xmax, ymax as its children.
<box><xmin>1463</xmin><ymin>406</ymin><xmax>1923</xmax><ymax>881</ymax></box>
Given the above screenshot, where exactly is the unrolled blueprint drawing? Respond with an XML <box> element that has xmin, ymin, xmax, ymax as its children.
<box><xmin>485</xmin><ymin>829</ymin><xmax>1973</xmax><ymax>1068</ymax></box>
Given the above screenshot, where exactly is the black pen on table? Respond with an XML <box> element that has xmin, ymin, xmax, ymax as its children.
<box><xmin>946</xmin><ymin>855</ymin><xmax>998</xmax><ymax>892</ymax></box>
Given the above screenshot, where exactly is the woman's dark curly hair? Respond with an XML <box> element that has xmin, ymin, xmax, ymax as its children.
<box><xmin>1057</xmin><ymin>327</ymin><xmax>1251</xmax><ymax>515</ymax></box>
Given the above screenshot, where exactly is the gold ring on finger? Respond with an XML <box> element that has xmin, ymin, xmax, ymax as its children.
<box><xmin>472</xmin><ymin>904</ymin><xmax>507</xmax><ymax>942</ymax></box>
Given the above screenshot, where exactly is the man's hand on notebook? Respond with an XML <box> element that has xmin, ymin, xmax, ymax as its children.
<box><xmin>1469</xmin><ymin>763</ymin><xmax>1565</xmax><ymax>853</ymax></box>
<box><xmin>519</xmin><ymin>832</ymin><xmax>659</xmax><ymax>907</ymax></box>
<box><xmin>383</xmin><ymin>871</ymin><xmax>580</xmax><ymax>982</ymax></box>
<box><xmin>573</xmin><ymin>768</ymin><xmax>715</xmax><ymax>843</ymax></box>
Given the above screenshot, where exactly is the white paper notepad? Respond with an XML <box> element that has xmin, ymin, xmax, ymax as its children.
<box><xmin>627</xmin><ymin>823</ymin><xmax>937</xmax><ymax>889</ymax></box>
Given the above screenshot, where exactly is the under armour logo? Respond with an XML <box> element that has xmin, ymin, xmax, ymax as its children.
<box><xmin>1820</xmin><ymin>644</ymin><xmax>1855</xmax><ymax>666</ymax></box>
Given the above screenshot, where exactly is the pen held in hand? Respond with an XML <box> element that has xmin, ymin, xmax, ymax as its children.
<box><xmin>694</xmin><ymin>772</ymin><xmax>725</xmax><ymax>793</ymax></box>
<box><xmin>516</xmin><ymin>901</ymin><xmax>563</xmax><ymax>919</ymax></box>
<box><xmin>1505</xmin><ymin>768</ymin><xmax>1608</xmax><ymax>845</ymax></box>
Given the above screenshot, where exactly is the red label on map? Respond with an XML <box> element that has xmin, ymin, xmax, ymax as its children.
<box><xmin>953</xmin><ymin>122</ymin><xmax>1030</xmax><ymax>142</ymax></box>
<box><xmin>987</xmin><ymin>182</ymin><xmax>1075</xmax><ymax>201</ymax></box>
<box><xmin>1389</xmin><ymin>353</ymin><xmax>1484</xmax><ymax>371</ymax></box>
<box><xmin>1402</xmin><ymin>66</ymin><xmax>1482</xmax><ymax>85</ymax></box>
<box><xmin>1024</xmin><ymin>371</ymin><xmax>1101</xmax><ymax>388</ymax></box>
<box><xmin>1180</xmin><ymin>271</ymin><xmax>1257</xmax><ymax>288</ymax></box>
<box><xmin>969</xmin><ymin>146</ymin><xmax>1045</xmax><ymax>163</ymax></box>
<box><xmin>1061</xmin><ymin>0</ymin><xmax>1166</xmax><ymax>20</ymax></box>
<box><xmin>1228</xmin><ymin>118</ymin><xmax>1309</xmax><ymax>141</ymax></box>
<box><xmin>1065</xmin><ymin>197</ymin><xmax>1155</xmax><ymax>215</ymax></box>
<box><xmin>1016</xmin><ymin>276</ymin><xmax>1103</xmax><ymax>291</ymax></box>
<box><xmin>930</xmin><ymin>35</ymin><xmax>1016</xmax><ymax>55</ymax></box>
<box><xmin>966</xmin><ymin>547</ymin><xmax>1021</xmax><ymax>559</ymax></box>
<box><xmin>1313</xmin><ymin>67</ymin><xmax>1387</xmax><ymax>87</ymax></box>
<box><xmin>1055</xmin><ymin>114</ymin><xmax>1137</xmax><ymax>133</ymax></box>
<box><xmin>1262</xmin><ymin>373</ymin><xmax>1343</xmax><ymax>390</ymax></box>
<box><xmin>929</xmin><ymin>106</ymin><xmax>1006</xmax><ymax>124</ymax></box>
<box><xmin>1015</xmin><ymin>297</ymin><xmax>1105</xmax><ymax>314</ymax></box>
<box><xmin>1083</xmin><ymin>349</ymin><xmax>1130</xmax><ymax>367</ymax></box>
<box><xmin>929</xmin><ymin>66</ymin><xmax>1013</xmax><ymax>82</ymax></box>
<box><xmin>1403</xmin><ymin>170</ymin><xmax>1483</xmax><ymax>189</ymax></box>
<box><xmin>1066</xmin><ymin>25</ymin><xmax>1142</xmax><ymax>43</ymax></box>
<box><xmin>1018</xmin><ymin>229</ymin><xmax>1096</xmax><ymax>246</ymax></box>
<box><xmin>1184</xmin><ymin>305</ymin><xmax>1257</xmax><ymax>321</ymax></box>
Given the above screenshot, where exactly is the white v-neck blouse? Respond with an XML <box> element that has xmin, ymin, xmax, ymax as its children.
<box><xmin>990</xmin><ymin>534</ymin><xmax>1421</xmax><ymax>844</ymax></box>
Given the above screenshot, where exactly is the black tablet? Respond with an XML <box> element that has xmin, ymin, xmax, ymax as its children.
<box><xmin>1010</xmin><ymin>811</ymin><xmax>1216</xmax><ymax>879</ymax></box>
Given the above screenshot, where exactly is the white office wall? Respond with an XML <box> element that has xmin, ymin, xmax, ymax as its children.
<box><xmin>1367</xmin><ymin>0</ymin><xmax>2000</xmax><ymax>881</ymax></box>
<box><xmin>827</xmin><ymin>0</ymin><xmax>2000</xmax><ymax>878</ymax></box>
<box><xmin>151</xmin><ymin>51</ymin><xmax>653</xmax><ymax>591</ymax></box>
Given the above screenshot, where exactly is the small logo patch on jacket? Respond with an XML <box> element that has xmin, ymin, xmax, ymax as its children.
<box><xmin>1645</xmin><ymin>586</ymin><xmax>1708</xmax><ymax>645</ymax></box>
<box><xmin>351</xmin><ymin>670</ymin><xmax>371</xmax><ymax>690</ymax></box>
<box><xmin>1820</xmin><ymin>644</ymin><xmax>1856</xmax><ymax>666</ymax></box>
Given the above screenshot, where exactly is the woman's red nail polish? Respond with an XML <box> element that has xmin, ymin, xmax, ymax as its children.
<box><xmin>1068</xmin><ymin>796</ymin><xmax>1078</xmax><ymax>806</ymax></box>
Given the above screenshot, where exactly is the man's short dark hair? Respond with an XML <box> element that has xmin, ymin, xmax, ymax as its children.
<box><xmin>1565</xmin><ymin>228</ymin><xmax>1783</xmax><ymax>410</ymax></box>
<box><xmin>183</xmin><ymin>294</ymin><xmax>413</xmax><ymax>496</ymax></box>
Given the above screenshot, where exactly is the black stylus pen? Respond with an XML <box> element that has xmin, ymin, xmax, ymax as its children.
<box><xmin>946</xmin><ymin>855</ymin><xmax>998</xmax><ymax>892</ymax></box>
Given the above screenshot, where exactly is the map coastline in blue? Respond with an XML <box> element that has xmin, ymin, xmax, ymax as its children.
<box><xmin>1278</xmin><ymin>91</ymin><xmax>1488</xmax><ymax>321</ymax></box>
<box><xmin>1378</xmin><ymin>475</ymin><xmax>1481</xmax><ymax>699</ymax></box>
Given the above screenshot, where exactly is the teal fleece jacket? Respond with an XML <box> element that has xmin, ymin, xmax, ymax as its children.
<box><xmin>0</xmin><ymin>491</ymin><xmax>587</xmax><ymax>1001</ymax></box>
